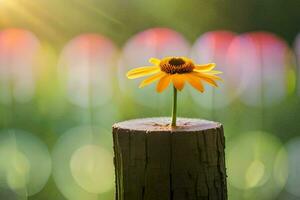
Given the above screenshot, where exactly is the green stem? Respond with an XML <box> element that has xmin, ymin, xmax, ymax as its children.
<box><xmin>171</xmin><ymin>86</ymin><xmax>177</xmax><ymax>126</ymax></box>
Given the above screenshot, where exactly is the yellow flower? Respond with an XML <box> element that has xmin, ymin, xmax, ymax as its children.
<box><xmin>126</xmin><ymin>56</ymin><xmax>222</xmax><ymax>93</ymax></box>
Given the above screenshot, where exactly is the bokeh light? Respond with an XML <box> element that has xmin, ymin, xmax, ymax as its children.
<box><xmin>0</xmin><ymin>129</ymin><xmax>51</xmax><ymax>198</ymax></box>
<box><xmin>190</xmin><ymin>31</ymin><xmax>237</xmax><ymax>109</ymax></box>
<box><xmin>228</xmin><ymin>32</ymin><xmax>291</xmax><ymax>107</ymax></box>
<box><xmin>118</xmin><ymin>27</ymin><xmax>191</xmax><ymax>109</ymax></box>
<box><xmin>58</xmin><ymin>34</ymin><xmax>118</xmax><ymax>108</ymax></box>
<box><xmin>70</xmin><ymin>144</ymin><xmax>114</xmax><ymax>194</ymax></box>
<box><xmin>284</xmin><ymin>137</ymin><xmax>300</xmax><ymax>197</ymax></box>
<box><xmin>52</xmin><ymin>126</ymin><xmax>114</xmax><ymax>200</ymax></box>
<box><xmin>295</xmin><ymin>34</ymin><xmax>300</xmax><ymax>95</ymax></box>
<box><xmin>0</xmin><ymin>29</ymin><xmax>40</xmax><ymax>104</ymax></box>
<box><xmin>227</xmin><ymin>131</ymin><xmax>287</xmax><ymax>200</ymax></box>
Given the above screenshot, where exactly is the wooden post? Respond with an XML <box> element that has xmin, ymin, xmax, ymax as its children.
<box><xmin>112</xmin><ymin>117</ymin><xmax>227</xmax><ymax>200</ymax></box>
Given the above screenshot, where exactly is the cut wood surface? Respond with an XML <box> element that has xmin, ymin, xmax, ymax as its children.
<box><xmin>112</xmin><ymin>117</ymin><xmax>227</xmax><ymax>200</ymax></box>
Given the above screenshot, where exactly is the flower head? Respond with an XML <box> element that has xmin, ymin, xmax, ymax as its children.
<box><xmin>126</xmin><ymin>56</ymin><xmax>222</xmax><ymax>93</ymax></box>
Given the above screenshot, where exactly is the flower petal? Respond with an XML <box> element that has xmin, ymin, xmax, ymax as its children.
<box><xmin>149</xmin><ymin>58</ymin><xmax>161</xmax><ymax>65</ymax></box>
<box><xmin>139</xmin><ymin>72</ymin><xmax>165</xmax><ymax>88</ymax></box>
<box><xmin>127</xmin><ymin>66</ymin><xmax>158</xmax><ymax>74</ymax></box>
<box><xmin>156</xmin><ymin>74</ymin><xmax>171</xmax><ymax>93</ymax></box>
<box><xmin>171</xmin><ymin>74</ymin><xmax>185</xmax><ymax>91</ymax></box>
<box><xmin>208</xmin><ymin>70</ymin><xmax>222</xmax><ymax>75</ymax></box>
<box><xmin>194</xmin><ymin>63</ymin><xmax>216</xmax><ymax>71</ymax></box>
<box><xmin>200</xmin><ymin>77</ymin><xmax>218</xmax><ymax>87</ymax></box>
<box><xmin>189</xmin><ymin>72</ymin><xmax>218</xmax><ymax>87</ymax></box>
<box><xmin>192</xmin><ymin>71</ymin><xmax>222</xmax><ymax>81</ymax></box>
<box><xmin>185</xmin><ymin>74</ymin><xmax>204</xmax><ymax>92</ymax></box>
<box><xmin>127</xmin><ymin>66</ymin><xmax>160</xmax><ymax>79</ymax></box>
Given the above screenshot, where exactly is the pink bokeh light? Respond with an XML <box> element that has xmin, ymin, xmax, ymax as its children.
<box><xmin>118</xmin><ymin>27</ymin><xmax>191</xmax><ymax>108</ymax></box>
<box><xmin>190</xmin><ymin>31</ymin><xmax>237</xmax><ymax>109</ymax></box>
<box><xmin>59</xmin><ymin>34</ymin><xmax>118</xmax><ymax>107</ymax></box>
<box><xmin>0</xmin><ymin>28</ymin><xmax>40</xmax><ymax>104</ymax></box>
<box><xmin>229</xmin><ymin>32</ymin><xmax>289</xmax><ymax>106</ymax></box>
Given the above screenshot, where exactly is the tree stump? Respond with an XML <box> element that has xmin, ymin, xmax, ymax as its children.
<box><xmin>112</xmin><ymin>117</ymin><xmax>227</xmax><ymax>200</ymax></box>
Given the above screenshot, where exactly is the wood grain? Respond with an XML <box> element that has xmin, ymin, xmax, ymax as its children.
<box><xmin>113</xmin><ymin>117</ymin><xmax>227</xmax><ymax>200</ymax></box>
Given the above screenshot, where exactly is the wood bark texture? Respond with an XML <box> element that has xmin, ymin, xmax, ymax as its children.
<box><xmin>112</xmin><ymin>117</ymin><xmax>227</xmax><ymax>200</ymax></box>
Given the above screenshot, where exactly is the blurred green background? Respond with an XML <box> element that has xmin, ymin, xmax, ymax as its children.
<box><xmin>0</xmin><ymin>0</ymin><xmax>300</xmax><ymax>199</ymax></box>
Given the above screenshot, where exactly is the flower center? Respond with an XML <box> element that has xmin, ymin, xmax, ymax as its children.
<box><xmin>160</xmin><ymin>57</ymin><xmax>194</xmax><ymax>74</ymax></box>
<box><xmin>168</xmin><ymin>58</ymin><xmax>185</xmax><ymax>66</ymax></box>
